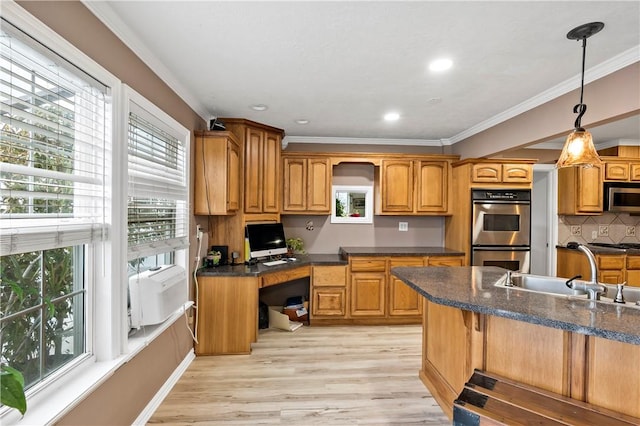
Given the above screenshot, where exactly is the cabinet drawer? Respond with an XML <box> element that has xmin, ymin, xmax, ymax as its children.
<box><xmin>389</xmin><ymin>257</ymin><xmax>426</xmax><ymax>268</ymax></box>
<box><xmin>261</xmin><ymin>265</ymin><xmax>310</xmax><ymax>287</ymax></box>
<box><xmin>597</xmin><ymin>255</ymin><xmax>625</xmax><ymax>270</ymax></box>
<box><xmin>312</xmin><ymin>265</ymin><xmax>347</xmax><ymax>286</ymax></box>
<box><xmin>350</xmin><ymin>258</ymin><xmax>387</xmax><ymax>272</ymax></box>
<box><xmin>427</xmin><ymin>255</ymin><xmax>465</xmax><ymax>267</ymax></box>
<box><xmin>627</xmin><ymin>256</ymin><xmax>640</xmax><ymax>270</ymax></box>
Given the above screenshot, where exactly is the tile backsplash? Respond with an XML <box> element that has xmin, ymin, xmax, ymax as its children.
<box><xmin>558</xmin><ymin>212</ymin><xmax>640</xmax><ymax>245</ymax></box>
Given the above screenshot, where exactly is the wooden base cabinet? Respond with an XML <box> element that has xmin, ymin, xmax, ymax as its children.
<box><xmin>388</xmin><ymin>257</ymin><xmax>425</xmax><ymax>316</ymax></box>
<box><xmin>421</xmin><ymin>303</ymin><xmax>640</xmax><ymax>420</ymax></box>
<box><xmin>195</xmin><ymin>276</ymin><xmax>258</xmax><ymax>355</ymax></box>
<box><xmin>310</xmin><ymin>265</ymin><xmax>347</xmax><ymax>318</ymax></box>
<box><xmin>557</xmin><ymin>248</ymin><xmax>625</xmax><ymax>285</ymax></box>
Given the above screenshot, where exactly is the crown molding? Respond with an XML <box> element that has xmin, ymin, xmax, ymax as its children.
<box><xmin>82</xmin><ymin>1</ymin><xmax>211</xmax><ymax>122</ymax></box>
<box><xmin>283</xmin><ymin>135</ymin><xmax>445</xmax><ymax>147</ymax></box>
<box><xmin>450</xmin><ymin>47</ymin><xmax>640</xmax><ymax>145</ymax></box>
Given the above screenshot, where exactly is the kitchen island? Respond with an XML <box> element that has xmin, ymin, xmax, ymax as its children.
<box><xmin>391</xmin><ymin>266</ymin><xmax>640</xmax><ymax>420</ymax></box>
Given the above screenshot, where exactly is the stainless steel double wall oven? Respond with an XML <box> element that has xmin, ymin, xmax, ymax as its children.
<box><xmin>471</xmin><ymin>189</ymin><xmax>531</xmax><ymax>273</ymax></box>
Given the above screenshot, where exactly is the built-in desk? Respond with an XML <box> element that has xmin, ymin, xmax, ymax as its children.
<box><xmin>195</xmin><ymin>254</ymin><xmax>345</xmax><ymax>355</ymax></box>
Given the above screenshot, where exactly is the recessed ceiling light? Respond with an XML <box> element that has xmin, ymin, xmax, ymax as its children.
<box><xmin>429</xmin><ymin>58</ymin><xmax>453</xmax><ymax>72</ymax></box>
<box><xmin>250</xmin><ymin>104</ymin><xmax>268</xmax><ymax>111</ymax></box>
<box><xmin>295</xmin><ymin>119</ymin><xmax>310</xmax><ymax>125</ymax></box>
<box><xmin>384</xmin><ymin>112</ymin><xmax>400</xmax><ymax>121</ymax></box>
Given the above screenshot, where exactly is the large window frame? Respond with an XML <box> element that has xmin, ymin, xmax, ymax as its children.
<box><xmin>0</xmin><ymin>3</ymin><xmax>191</xmax><ymax>424</ymax></box>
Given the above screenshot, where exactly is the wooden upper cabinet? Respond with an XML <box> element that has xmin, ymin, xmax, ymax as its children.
<box><xmin>471</xmin><ymin>163</ymin><xmax>532</xmax><ymax>184</ymax></box>
<box><xmin>281</xmin><ymin>156</ymin><xmax>331</xmax><ymax>214</ymax></box>
<box><xmin>282</xmin><ymin>157</ymin><xmax>306</xmax><ymax>211</ymax></box>
<box><xmin>602</xmin><ymin>158</ymin><xmax>640</xmax><ymax>182</ymax></box>
<box><xmin>220</xmin><ymin>118</ymin><xmax>284</xmax><ymax>215</ymax></box>
<box><xmin>604</xmin><ymin>161</ymin><xmax>630</xmax><ymax>181</ymax></box>
<box><xmin>379</xmin><ymin>160</ymin><xmax>414</xmax><ymax>212</ymax></box>
<box><xmin>244</xmin><ymin>128</ymin><xmax>281</xmax><ymax>213</ymax></box>
<box><xmin>193</xmin><ymin>131</ymin><xmax>240</xmax><ymax>215</ymax></box>
<box><xmin>244</xmin><ymin>127</ymin><xmax>263</xmax><ymax>213</ymax></box>
<box><xmin>557</xmin><ymin>164</ymin><xmax>603</xmax><ymax>215</ymax></box>
<box><xmin>471</xmin><ymin>163</ymin><xmax>502</xmax><ymax>182</ymax></box>
<box><xmin>416</xmin><ymin>160</ymin><xmax>450</xmax><ymax>213</ymax></box>
<box><xmin>378</xmin><ymin>158</ymin><xmax>452</xmax><ymax>215</ymax></box>
<box><xmin>631</xmin><ymin>164</ymin><xmax>640</xmax><ymax>181</ymax></box>
<box><xmin>502</xmin><ymin>163</ymin><xmax>533</xmax><ymax>183</ymax></box>
<box><xmin>262</xmin><ymin>132</ymin><xmax>281</xmax><ymax>212</ymax></box>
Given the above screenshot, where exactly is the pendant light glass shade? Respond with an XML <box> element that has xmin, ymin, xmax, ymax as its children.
<box><xmin>556</xmin><ymin>128</ymin><xmax>602</xmax><ymax>168</ymax></box>
<box><xmin>555</xmin><ymin>22</ymin><xmax>604</xmax><ymax>169</ymax></box>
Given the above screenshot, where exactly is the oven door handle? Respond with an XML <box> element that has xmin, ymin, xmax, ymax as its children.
<box><xmin>472</xmin><ymin>246</ymin><xmax>531</xmax><ymax>251</ymax></box>
<box><xmin>472</xmin><ymin>200</ymin><xmax>531</xmax><ymax>205</ymax></box>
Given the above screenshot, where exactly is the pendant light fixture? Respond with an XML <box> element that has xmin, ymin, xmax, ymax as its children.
<box><xmin>556</xmin><ymin>21</ymin><xmax>604</xmax><ymax>168</ymax></box>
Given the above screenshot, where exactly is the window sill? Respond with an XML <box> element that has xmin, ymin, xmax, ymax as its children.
<box><xmin>1</xmin><ymin>302</ymin><xmax>194</xmax><ymax>425</ymax></box>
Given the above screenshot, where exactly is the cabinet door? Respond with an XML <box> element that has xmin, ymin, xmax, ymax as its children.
<box><xmin>605</xmin><ymin>162</ymin><xmax>629</xmax><ymax>181</ymax></box>
<box><xmin>388</xmin><ymin>257</ymin><xmax>424</xmax><ymax>316</ymax></box>
<box><xmin>557</xmin><ymin>165</ymin><xmax>603</xmax><ymax>215</ymax></box>
<box><xmin>226</xmin><ymin>139</ymin><xmax>241</xmax><ymax>211</ymax></box>
<box><xmin>471</xmin><ymin>163</ymin><xmax>501</xmax><ymax>183</ymax></box>
<box><xmin>262</xmin><ymin>132</ymin><xmax>281</xmax><ymax>213</ymax></box>
<box><xmin>307</xmin><ymin>158</ymin><xmax>331</xmax><ymax>213</ymax></box>
<box><xmin>626</xmin><ymin>256</ymin><xmax>640</xmax><ymax>287</ymax></box>
<box><xmin>194</xmin><ymin>133</ymin><xmax>240</xmax><ymax>215</ymax></box>
<box><xmin>631</xmin><ymin>163</ymin><xmax>640</xmax><ymax>181</ymax></box>
<box><xmin>282</xmin><ymin>157</ymin><xmax>307</xmax><ymax>211</ymax></box>
<box><xmin>311</xmin><ymin>288</ymin><xmax>346</xmax><ymax>317</ymax></box>
<box><xmin>502</xmin><ymin>164</ymin><xmax>532</xmax><ymax>183</ymax></box>
<box><xmin>380</xmin><ymin>160</ymin><xmax>414</xmax><ymax>212</ymax></box>
<box><xmin>575</xmin><ymin>165</ymin><xmax>603</xmax><ymax>213</ymax></box>
<box><xmin>350</xmin><ymin>272</ymin><xmax>386</xmax><ymax>317</ymax></box>
<box><xmin>416</xmin><ymin>160</ymin><xmax>449</xmax><ymax>213</ymax></box>
<box><xmin>244</xmin><ymin>128</ymin><xmax>264</xmax><ymax>213</ymax></box>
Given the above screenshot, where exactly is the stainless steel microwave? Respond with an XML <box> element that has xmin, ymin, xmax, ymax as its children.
<box><xmin>604</xmin><ymin>182</ymin><xmax>640</xmax><ymax>213</ymax></box>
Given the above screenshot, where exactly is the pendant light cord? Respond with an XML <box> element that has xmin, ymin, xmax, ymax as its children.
<box><xmin>573</xmin><ymin>37</ymin><xmax>588</xmax><ymax>129</ymax></box>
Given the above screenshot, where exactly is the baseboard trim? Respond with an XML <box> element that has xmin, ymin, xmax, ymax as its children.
<box><xmin>132</xmin><ymin>349</ymin><xmax>195</xmax><ymax>425</ymax></box>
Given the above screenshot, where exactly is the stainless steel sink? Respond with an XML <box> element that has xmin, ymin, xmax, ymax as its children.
<box><xmin>495</xmin><ymin>273</ymin><xmax>640</xmax><ymax>307</ymax></box>
<box><xmin>495</xmin><ymin>273</ymin><xmax>587</xmax><ymax>297</ymax></box>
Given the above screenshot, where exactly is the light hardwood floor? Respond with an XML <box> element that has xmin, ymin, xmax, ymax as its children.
<box><xmin>148</xmin><ymin>325</ymin><xmax>450</xmax><ymax>425</ymax></box>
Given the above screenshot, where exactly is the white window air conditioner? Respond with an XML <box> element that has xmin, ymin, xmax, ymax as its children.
<box><xmin>128</xmin><ymin>264</ymin><xmax>188</xmax><ymax>329</ymax></box>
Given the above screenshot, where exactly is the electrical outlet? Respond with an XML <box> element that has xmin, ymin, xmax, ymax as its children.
<box><xmin>196</xmin><ymin>224</ymin><xmax>203</xmax><ymax>239</ymax></box>
<box><xmin>591</xmin><ymin>230</ymin><xmax>598</xmax><ymax>240</ymax></box>
<box><xmin>598</xmin><ymin>225</ymin><xmax>609</xmax><ymax>237</ymax></box>
<box><xmin>627</xmin><ymin>226</ymin><xmax>636</xmax><ymax>237</ymax></box>
<box><xmin>399</xmin><ymin>222</ymin><xmax>408</xmax><ymax>232</ymax></box>
<box><xmin>570</xmin><ymin>225</ymin><xmax>581</xmax><ymax>236</ymax></box>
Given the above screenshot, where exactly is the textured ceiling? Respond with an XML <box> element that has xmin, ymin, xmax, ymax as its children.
<box><xmin>87</xmin><ymin>1</ymin><xmax>640</xmax><ymax>148</ymax></box>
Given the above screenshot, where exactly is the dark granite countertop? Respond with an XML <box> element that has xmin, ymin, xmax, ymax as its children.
<box><xmin>391</xmin><ymin>266</ymin><xmax>640</xmax><ymax>346</ymax></box>
<box><xmin>197</xmin><ymin>253</ymin><xmax>346</xmax><ymax>277</ymax></box>
<box><xmin>339</xmin><ymin>246</ymin><xmax>464</xmax><ymax>257</ymax></box>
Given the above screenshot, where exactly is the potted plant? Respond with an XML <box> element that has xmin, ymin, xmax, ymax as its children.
<box><xmin>286</xmin><ymin>237</ymin><xmax>305</xmax><ymax>255</ymax></box>
<box><xmin>1</xmin><ymin>364</ymin><xmax>26</xmax><ymax>415</ymax></box>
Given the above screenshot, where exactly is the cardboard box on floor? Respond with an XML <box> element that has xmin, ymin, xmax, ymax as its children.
<box><xmin>268</xmin><ymin>306</ymin><xmax>303</xmax><ymax>332</ymax></box>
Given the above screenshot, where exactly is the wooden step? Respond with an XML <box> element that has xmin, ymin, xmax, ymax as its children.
<box><xmin>453</xmin><ymin>370</ymin><xmax>640</xmax><ymax>426</ymax></box>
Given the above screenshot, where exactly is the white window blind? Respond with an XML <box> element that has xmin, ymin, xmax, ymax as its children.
<box><xmin>127</xmin><ymin>103</ymin><xmax>188</xmax><ymax>261</ymax></box>
<box><xmin>0</xmin><ymin>19</ymin><xmax>109</xmax><ymax>256</ymax></box>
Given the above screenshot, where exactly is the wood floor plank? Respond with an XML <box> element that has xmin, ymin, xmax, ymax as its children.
<box><xmin>148</xmin><ymin>325</ymin><xmax>450</xmax><ymax>425</ymax></box>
